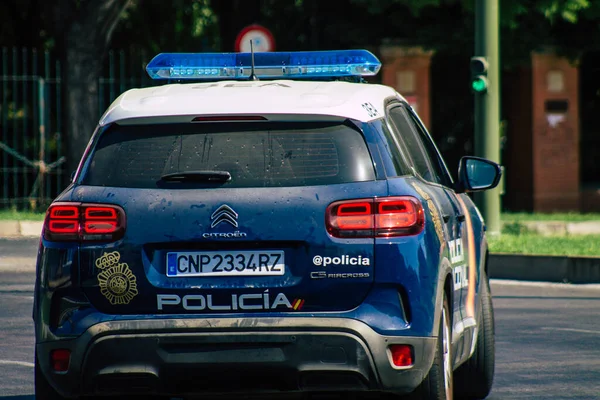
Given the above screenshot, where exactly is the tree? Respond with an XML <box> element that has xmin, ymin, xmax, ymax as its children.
<box><xmin>1</xmin><ymin>0</ymin><xmax>598</xmax><ymax>180</ymax></box>
<box><xmin>0</xmin><ymin>0</ymin><xmax>135</xmax><ymax>174</ymax></box>
<box><xmin>110</xmin><ymin>0</ymin><xmax>220</xmax><ymax>54</ymax></box>
<box><xmin>56</xmin><ymin>0</ymin><xmax>134</xmax><ymax>173</ymax></box>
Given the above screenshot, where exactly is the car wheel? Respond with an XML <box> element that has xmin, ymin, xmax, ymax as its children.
<box><xmin>410</xmin><ymin>293</ymin><xmax>453</xmax><ymax>400</ymax></box>
<box><xmin>454</xmin><ymin>271</ymin><xmax>495</xmax><ymax>399</ymax></box>
<box><xmin>35</xmin><ymin>354</ymin><xmax>69</xmax><ymax>400</ymax></box>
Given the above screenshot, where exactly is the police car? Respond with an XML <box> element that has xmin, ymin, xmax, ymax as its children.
<box><xmin>34</xmin><ymin>50</ymin><xmax>500</xmax><ymax>399</ymax></box>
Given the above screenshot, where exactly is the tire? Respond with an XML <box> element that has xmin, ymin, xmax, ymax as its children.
<box><xmin>411</xmin><ymin>294</ymin><xmax>453</xmax><ymax>400</ymax></box>
<box><xmin>35</xmin><ymin>354</ymin><xmax>69</xmax><ymax>400</ymax></box>
<box><xmin>454</xmin><ymin>271</ymin><xmax>495</xmax><ymax>399</ymax></box>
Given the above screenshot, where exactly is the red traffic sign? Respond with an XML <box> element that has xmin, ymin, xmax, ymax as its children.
<box><xmin>235</xmin><ymin>24</ymin><xmax>275</xmax><ymax>53</ymax></box>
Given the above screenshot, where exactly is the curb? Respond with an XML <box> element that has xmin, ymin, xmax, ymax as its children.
<box><xmin>505</xmin><ymin>220</ymin><xmax>600</xmax><ymax>236</ymax></box>
<box><xmin>489</xmin><ymin>254</ymin><xmax>600</xmax><ymax>284</ymax></box>
<box><xmin>0</xmin><ymin>221</ymin><xmax>43</xmax><ymax>237</ymax></box>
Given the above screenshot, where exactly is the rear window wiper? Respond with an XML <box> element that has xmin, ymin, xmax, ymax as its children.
<box><xmin>159</xmin><ymin>170</ymin><xmax>231</xmax><ymax>182</ymax></box>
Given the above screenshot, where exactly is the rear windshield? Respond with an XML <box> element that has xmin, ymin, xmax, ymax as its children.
<box><xmin>81</xmin><ymin>121</ymin><xmax>376</xmax><ymax>188</ymax></box>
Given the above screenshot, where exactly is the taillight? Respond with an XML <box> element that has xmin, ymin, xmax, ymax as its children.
<box><xmin>335</xmin><ymin>201</ymin><xmax>373</xmax><ymax>231</ymax></box>
<box><xmin>44</xmin><ymin>202</ymin><xmax>126</xmax><ymax>242</ymax></box>
<box><xmin>84</xmin><ymin>207</ymin><xmax>118</xmax><ymax>234</ymax></box>
<box><xmin>50</xmin><ymin>349</ymin><xmax>71</xmax><ymax>372</ymax></box>
<box><xmin>326</xmin><ymin>196</ymin><xmax>424</xmax><ymax>238</ymax></box>
<box><xmin>191</xmin><ymin>115</ymin><xmax>267</xmax><ymax>122</ymax></box>
<box><xmin>48</xmin><ymin>205</ymin><xmax>79</xmax><ymax>236</ymax></box>
<box><xmin>389</xmin><ymin>344</ymin><xmax>414</xmax><ymax>367</ymax></box>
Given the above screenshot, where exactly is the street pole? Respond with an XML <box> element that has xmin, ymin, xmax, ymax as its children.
<box><xmin>474</xmin><ymin>0</ymin><xmax>501</xmax><ymax>235</ymax></box>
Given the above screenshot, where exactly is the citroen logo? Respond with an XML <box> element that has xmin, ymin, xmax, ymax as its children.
<box><xmin>210</xmin><ymin>204</ymin><xmax>238</xmax><ymax>228</ymax></box>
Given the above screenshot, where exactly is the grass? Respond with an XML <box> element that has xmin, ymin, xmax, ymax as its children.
<box><xmin>502</xmin><ymin>212</ymin><xmax>600</xmax><ymax>222</ymax></box>
<box><xmin>0</xmin><ymin>210</ymin><xmax>45</xmax><ymax>221</ymax></box>
<box><xmin>489</xmin><ymin>233</ymin><xmax>600</xmax><ymax>257</ymax></box>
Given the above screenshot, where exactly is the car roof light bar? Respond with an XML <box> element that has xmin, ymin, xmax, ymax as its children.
<box><xmin>146</xmin><ymin>50</ymin><xmax>381</xmax><ymax>80</ymax></box>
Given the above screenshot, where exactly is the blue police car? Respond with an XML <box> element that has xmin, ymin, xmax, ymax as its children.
<box><xmin>34</xmin><ymin>50</ymin><xmax>500</xmax><ymax>399</ymax></box>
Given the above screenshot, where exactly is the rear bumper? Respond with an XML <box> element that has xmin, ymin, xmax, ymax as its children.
<box><xmin>37</xmin><ymin>317</ymin><xmax>436</xmax><ymax>398</ymax></box>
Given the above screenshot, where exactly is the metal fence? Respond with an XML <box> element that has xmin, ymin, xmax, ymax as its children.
<box><xmin>0</xmin><ymin>47</ymin><xmax>155</xmax><ymax>210</ymax></box>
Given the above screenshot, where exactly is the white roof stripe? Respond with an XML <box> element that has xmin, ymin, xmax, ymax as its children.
<box><xmin>99</xmin><ymin>80</ymin><xmax>405</xmax><ymax>126</ymax></box>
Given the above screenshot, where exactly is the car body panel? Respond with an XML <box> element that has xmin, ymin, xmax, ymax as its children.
<box><xmin>99</xmin><ymin>81</ymin><xmax>403</xmax><ymax>126</ymax></box>
<box><xmin>36</xmin><ymin>316</ymin><xmax>436</xmax><ymax>398</ymax></box>
<box><xmin>69</xmin><ymin>182</ymin><xmax>387</xmax><ymax>315</ymax></box>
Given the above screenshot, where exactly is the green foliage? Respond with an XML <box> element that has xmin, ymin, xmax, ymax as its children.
<box><xmin>349</xmin><ymin>0</ymin><xmax>591</xmax><ymax>24</ymax></box>
<box><xmin>501</xmin><ymin>222</ymin><xmax>532</xmax><ymax>235</ymax></box>
<box><xmin>110</xmin><ymin>0</ymin><xmax>221</xmax><ymax>53</ymax></box>
<box><xmin>191</xmin><ymin>0</ymin><xmax>218</xmax><ymax>38</ymax></box>
<box><xmin>2</xmin><ymin>0</ymin><xmax>599</xmax><ymax>64</ymax></box>
<box><xmin>350</xmin><ymin>0</ymin><xmax>441</xmax><ymax>15</ymax></box>
<box><xmin>492</xmin><ymin>0</ymin><xmax>590</xmax><ymax>26</ymax></box>
<box><xmin>541</xmin><ymin>0</ymin><xmax>590</xmax><ymax>23</ymax></box>
<box><xmin>489</xmin><ymin>233</ymin><xmax>600</xmax><ymax>256</ymax></box>
<box><xmin>0</xmin><ymin>209</ymin><xmax>45</xmax><ymax>221</ymax></box>
<box><xmin>495</xmin><ymin>209</ymin><xmax>600</xmax><ymax>256</ymax></box>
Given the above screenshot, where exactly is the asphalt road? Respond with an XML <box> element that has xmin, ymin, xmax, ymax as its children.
<box><xmin>1</xmin><ymin>238</ymin><xmax>600</xmax><ymax>399</ymax></box>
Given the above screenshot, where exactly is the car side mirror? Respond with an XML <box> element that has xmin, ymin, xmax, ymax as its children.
<box><xmin>456</xmin><ymin>156</ymin><xmax>502</xmax><ymax>193</ymax></box>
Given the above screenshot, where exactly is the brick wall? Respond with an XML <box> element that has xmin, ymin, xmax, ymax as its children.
<box><xmin>530</xmin><ymin>51</ymin><xmax>580</xmax><ymax>211</ymax></box>
<box><xmin>379</xmin><ymin>46</ymin><xmax>434</xmax><ymax>130</ymax></box>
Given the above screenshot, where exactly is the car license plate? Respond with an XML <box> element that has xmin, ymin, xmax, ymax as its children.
<box><xmin>166</xmin><ymin>251</ymin><xmax>285</xmax><ymax>277</ymax></box>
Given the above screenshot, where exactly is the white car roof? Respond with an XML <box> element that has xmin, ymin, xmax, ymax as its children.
<box><xmin>99</xmin><ymin>80</ymin><xmax>405</xmax><ymax>126</ymax></box>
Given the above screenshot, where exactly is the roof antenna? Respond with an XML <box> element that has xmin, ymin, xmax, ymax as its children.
<box><xmin>249</xmin><ymin>40</ymin><xmax>259</xmax><ymax>81</ymax></box>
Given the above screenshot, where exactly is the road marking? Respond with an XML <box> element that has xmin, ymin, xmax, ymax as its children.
<box><xmin>491</xmin><ymin>279</ymin><xmax>600</xmax><ymax>290</ymax></box>
<box><xmin>0</xmin><ymin>360</ymin><xmax>35</xmax><ymax>368</ymax></box>
<box><xmin>541</xmin><ymin>327</ymin><xmax>600</xmax><ymax>335</ymax></box>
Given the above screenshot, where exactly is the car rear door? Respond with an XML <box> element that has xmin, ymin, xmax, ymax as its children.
<box><xmin>385</xmin><ymin>103</ymin><xmax>473</xmax><ymax>343</ymax></box>
<box><xmin>73</xmin><ymin>119</ymin><xmax>384</xmax><ymax>315</ymax></box>
<box><xmin>401</xmin><ymin>107</ymin><xmax>473</xmax><ymax>321</ymax></box>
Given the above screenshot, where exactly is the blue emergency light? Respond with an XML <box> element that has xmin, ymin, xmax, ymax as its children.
<box><xmin>145</xmin><ymin>50</ymin><xmax>381</xmax><ymax>80</ymax></box>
